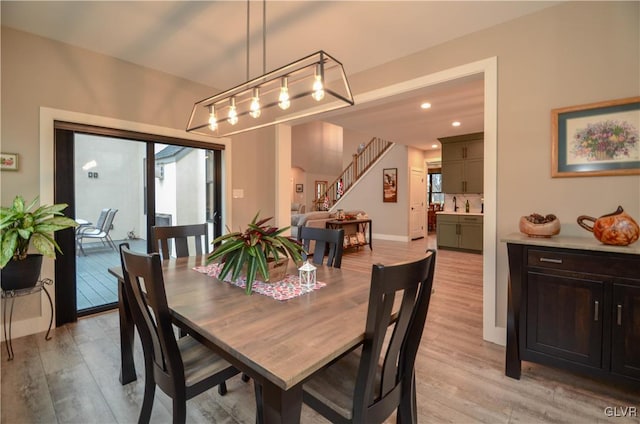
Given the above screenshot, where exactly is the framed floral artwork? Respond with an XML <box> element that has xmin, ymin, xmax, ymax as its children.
<box><xmin>0</xmin><ymin>153</ymin><xmax>18</xmax><ymax>171</ymax></box>
<box><xmin>551</xmin><ymin>96</ymin><xmax>640</xmax><ymax>177</ymax></box>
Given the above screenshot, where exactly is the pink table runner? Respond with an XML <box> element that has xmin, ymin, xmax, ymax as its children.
<box><xmin>193</xmin><ymin>263</ymin><xmax>326</xmax><ymax>301</ymax></box>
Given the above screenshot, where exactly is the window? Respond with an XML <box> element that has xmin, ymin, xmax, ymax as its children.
<box><xmin>428</xmin><ymin>170</ymin><xmax>443</xmax><ymax>206</ymax></box>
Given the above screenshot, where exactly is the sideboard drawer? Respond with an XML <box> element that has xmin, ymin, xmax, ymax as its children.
<box><xmin>527</xmin><ymin>248</ymin><xmax>640</xmax><ymax>279</ymax></box>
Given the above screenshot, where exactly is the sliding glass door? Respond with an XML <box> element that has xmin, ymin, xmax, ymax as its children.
<box><xmin>54</xmin><ymin>123</ymin><xmax>224</xmax><ymax>323</ymax></box>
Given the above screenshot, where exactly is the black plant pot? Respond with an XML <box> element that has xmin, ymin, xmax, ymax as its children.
<box><xmin>1</xmin><ymin>254</ymin><xmax>43</xmax><ymax>291</ymax></box>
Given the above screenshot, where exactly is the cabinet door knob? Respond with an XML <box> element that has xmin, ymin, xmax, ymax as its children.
<box><xmin>594</xmin><ymin>300</ymin><xmax>599</xmax><ymax>321</ymax></box>
<box><xmin>617</xmin><ymin>304</ymin><xmax>622</xmax><ymax>326</ymax></box>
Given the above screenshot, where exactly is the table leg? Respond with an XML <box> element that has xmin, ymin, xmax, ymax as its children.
<box><xmin>261</xmin><ymin>380</ymin><xmax>302</xmax><ymax>424</ymax></box>
<box><xmin>118</xmin><ymin>278</ymin><xmax>137</xmax><ymax>384</ymax></box>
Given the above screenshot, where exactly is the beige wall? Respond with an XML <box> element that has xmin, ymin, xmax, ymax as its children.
<box><xmin>230</xmin><ymin>127</ymin><xmax>277</xmax><ymax>229</ymax></box>
<box><xmin>336</xmin><ymin>144</ymin><xmax>410</xmax><ymax>239</ymax></box>
<box><xmin>2</xmin><ymin>1</ymin><xmax>638</xmax><ymax>338</ymax></box>
<box><xmin>1</xmin><ymin>27</ymin><xmax>220</xmax><ymax>205</ymax></box>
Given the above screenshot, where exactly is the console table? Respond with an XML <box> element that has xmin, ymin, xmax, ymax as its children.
<box><xmin>503</xmin><ymin>233</ymin><xmax>640</xmax><ymax>388</ymax></box>
<box><xmin>1</xmin><ymin>279</ymin><xmax>54</xmax><ymax>360</ymax></box>
<box><xmin>326</xmin><ymin>218</ymin><xmax>372</xmax><ymax>250</ymax></box>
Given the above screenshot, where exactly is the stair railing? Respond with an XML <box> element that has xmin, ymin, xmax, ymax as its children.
<box><xmin>314</xmin><ymin>137</ymin><xmax>393</xmax><ymax>210</ymax></box>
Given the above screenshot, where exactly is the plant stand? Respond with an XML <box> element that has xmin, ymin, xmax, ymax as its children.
<box><xmin>1</xmin><ymin>278</ymin><xmax>53</xmax><ymax>360</ymax></box>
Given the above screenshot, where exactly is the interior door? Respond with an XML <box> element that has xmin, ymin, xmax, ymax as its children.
<box><xmin>410</xmin><ymin>167</ymin><xmax>426</xmax><ymax>240</ymax></box>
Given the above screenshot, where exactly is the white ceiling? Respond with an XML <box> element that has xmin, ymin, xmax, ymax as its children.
<box><xmin>2</xmin><ymin>1</ymin><xmax>559</xmax><ymax>151</ymax></box>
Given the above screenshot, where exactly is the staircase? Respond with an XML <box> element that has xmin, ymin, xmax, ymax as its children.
<box><xmin>314</xmin><ymin>137</ymin><xmax>393</xmax><ymax>210</ymax></box>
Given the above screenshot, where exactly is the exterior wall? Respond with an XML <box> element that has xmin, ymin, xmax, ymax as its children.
<box><xmin>75</xmin><ymin>134</ymin><xmax>145</xmax><ymax>242</ymax></box>
<box><xmin>175</xmin><ymin>149</ymin><xmax>207</xmax><ymax>226</ymax></box>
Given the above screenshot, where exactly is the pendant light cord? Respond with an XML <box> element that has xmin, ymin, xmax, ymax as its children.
<box><xmin>246</xmin><ymin>0</ymin><xmax>250</xmax><ymax>81</ymax></box>
<box><xmin>247</xmin><ymin>0</ymin><xmax>267</xmax><ymax>78</ymax></box>
<box><xmin>263</xmin><ymin>0</ymin><xmax>266</xmax><ymax>74</ymax></box>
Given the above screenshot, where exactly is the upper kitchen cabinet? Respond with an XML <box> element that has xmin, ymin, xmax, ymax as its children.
<box><xmin>439</xmin><ymin>132</ymin><xmax>484</xmax><ymax>194</ymax></box>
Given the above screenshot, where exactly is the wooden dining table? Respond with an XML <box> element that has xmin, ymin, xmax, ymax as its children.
<box><xmin>109</xmin><ymin>255</ymin><xmax>374</xmax><ymax>424</ymax></box>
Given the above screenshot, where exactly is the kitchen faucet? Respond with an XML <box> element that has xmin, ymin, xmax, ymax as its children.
<box><xmin>453</xmin><ymin>196</ymin><xmax>458</xmax><ymax>212</ymax></box>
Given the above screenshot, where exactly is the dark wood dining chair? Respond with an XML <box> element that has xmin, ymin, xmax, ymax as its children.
<box><xmin>118</xmin><ymin>244</ymin><xmax>242</xmax><ymax>424</ymax></box>
<box><xmin>152</xmin><ymin>225</ymin><xmax>252</xmax><ymax>380</ymax></box>
<box><xmin>152</xmin><ymin>223</ymin><xmax>209</xmax><ymax>260</ymax></box>
<box><xmin>298</xmin><ymin>226</ymin><xmax>345</xmax><ymax>268</ymax></box>
<box><xmin>302</xmin><ymin>249</ymin><xmax>437</xmax><ymax>424</ymax></box>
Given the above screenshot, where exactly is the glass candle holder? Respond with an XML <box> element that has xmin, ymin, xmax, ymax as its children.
<box><xmin>298</xmin><ymin>260</ymin><xmax>317</xmax><ymax>289</ymax></box>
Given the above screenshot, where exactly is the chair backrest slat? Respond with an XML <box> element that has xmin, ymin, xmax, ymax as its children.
<box><xmin>353</xmin><ymin>249</ymin><xmax>436</xmax><ymax>422</ymax></box>
<box><xmin>152</xmin><ymin>223</ymin><xmax>209</xmax><ymax>260</ymax></box>
<box><xmin>101</xmin><ymin>209</ymin><xmax>118</xmax><ymax>233</ymax></box>
<box><xmin>95</xmin><ymin>208</ymin><xmax>111</xmax><ymax>229</ymax></box>
<box><xmin>298</xmin><ymin>227</ymin><xmax>344</xmax><ymax>268</ymax></box>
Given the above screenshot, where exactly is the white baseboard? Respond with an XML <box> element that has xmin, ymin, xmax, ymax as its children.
<box><xmin>372</xmin><ymin>233</ymin><xmax>410</xmax><ymax>242</ymax></box>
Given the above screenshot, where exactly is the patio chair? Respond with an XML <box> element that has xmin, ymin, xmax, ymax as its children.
<box><xmin>76</xmin><ymin>208</ymin><xmax>118</xmax><ymax>255</ymax></box>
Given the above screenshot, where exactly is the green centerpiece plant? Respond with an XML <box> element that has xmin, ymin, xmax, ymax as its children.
<box><xmin>207</xmin><ymin>212</ymin><xmax>305</xmax><ymax>294</ymax></box>
<box><xmin>0</xmin><ymin>195</ymin><xmax>78</xmax><ymax>290</ymax></box>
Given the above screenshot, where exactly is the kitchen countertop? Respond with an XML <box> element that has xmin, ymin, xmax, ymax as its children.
<box><xmin>436</xmin><ymin>211</ymin><xmax>484</xmax><ymax>217</ymax></box>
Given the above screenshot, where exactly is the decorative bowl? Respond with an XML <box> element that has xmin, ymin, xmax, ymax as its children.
<box><xmin>519</xmin><ymin>214</ymin><xmax>561</xmax><ymax>238</ymax></box>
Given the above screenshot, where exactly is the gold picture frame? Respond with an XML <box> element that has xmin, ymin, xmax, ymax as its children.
<box><xmin>551</xmin><ymin>96</ymin><xmax>640</xmax><ymax>177</ymax></box>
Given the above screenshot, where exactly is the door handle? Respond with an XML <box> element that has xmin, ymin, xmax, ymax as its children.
<box><xmin>594</xmin><ymin>300</ymin><xmax>599</xmax><ymax>321</ymax></box>
<box><xmin>617</xmin><ymin>304</ymin><xmax>622</xmax><ymax>325</ymax></box>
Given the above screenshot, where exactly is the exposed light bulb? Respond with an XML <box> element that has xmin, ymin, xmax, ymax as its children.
<box><xmin>228</xmin><ymin>97</ymin><xmax>238</xmax><ymax>125</ymax></box>
<box><xmin>250</xmin><ymin>88</ymin><xmax>261</xmax><ymax>118</ymax></box>
<box><xmin>208</xmin><ymin>105</ymin><xmax>217</xmax><ymax>131</ymax></box>
<box><xmin>278</xmin><ymin>77</ymin><xmax>290</xmax><ymax>110</ymax></box>
<box><xmin>312</xmin><ymin>63</ymin><xmax>325</xmax><ymax>101</ymax></box>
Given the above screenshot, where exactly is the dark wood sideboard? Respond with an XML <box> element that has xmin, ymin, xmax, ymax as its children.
<box><xmin>503</xmin><ymin>233</ymin><xmax>640</xmax><ymax>389</ymax></box>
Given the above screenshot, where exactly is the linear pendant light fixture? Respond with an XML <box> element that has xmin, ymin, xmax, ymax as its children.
<box><xmin>186</xmin><ymin>2</ymin><xmax>354</xmax><ymax>138</ymax></box>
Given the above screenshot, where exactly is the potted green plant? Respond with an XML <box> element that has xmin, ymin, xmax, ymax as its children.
<box><xmin>207</xmin><ymin>212</ymin><xmax>305</xmax><ymax>294</ymax></box>
<box><xmin>0</xmin><ymin>196</ymin><xmax>78</xmax><ymax>290</ymax></box>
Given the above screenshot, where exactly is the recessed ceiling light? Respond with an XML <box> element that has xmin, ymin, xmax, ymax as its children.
<box><xmin>420</xmin><ymin>102</ymin><xmax>432</xmax><ymax>109</ymax></box>
<box><xmin>431</xmin><ymin>144</ymin><xmax>438</xmax><ymax>149</ymax></box>
<box><xmin>452</xmin><ymin>121</ymin><xmax>461</xmax><ymax>127</ymax></box>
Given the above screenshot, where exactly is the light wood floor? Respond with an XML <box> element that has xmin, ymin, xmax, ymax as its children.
<box><xmin>2</xmin><ymin>236</ymin><xmax>639</xmax><ymax>423</ymax></box>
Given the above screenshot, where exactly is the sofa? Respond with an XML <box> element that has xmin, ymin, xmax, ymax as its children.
<box><xmin>291</xmin><ymin>202</ymin><xmax>306</xmax><ymax>215</ymax></box>
<box><xmin>291</xmin><ymin>210</ymin><xmax>366</xmax><ymax>239</ymax></box>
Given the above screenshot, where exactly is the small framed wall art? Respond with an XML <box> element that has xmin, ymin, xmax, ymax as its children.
<box><xmin>0</xmin><ymin>153</ymin><xmax>18</xmax><ymax>171</ymax></box>
<box><xmin>296</xmin><ymin>183</ymin><xmax>303</xmax><ymax>193</ymax></box>
<box><xmin>551</xmin><ymin>96</ymin><xmax>639</xmax><ymax>177</ymax></box>
<box><xmin>383</xmin><ymin>168</ymin><xmax>397</xmax><ymax>202</ymax></box>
